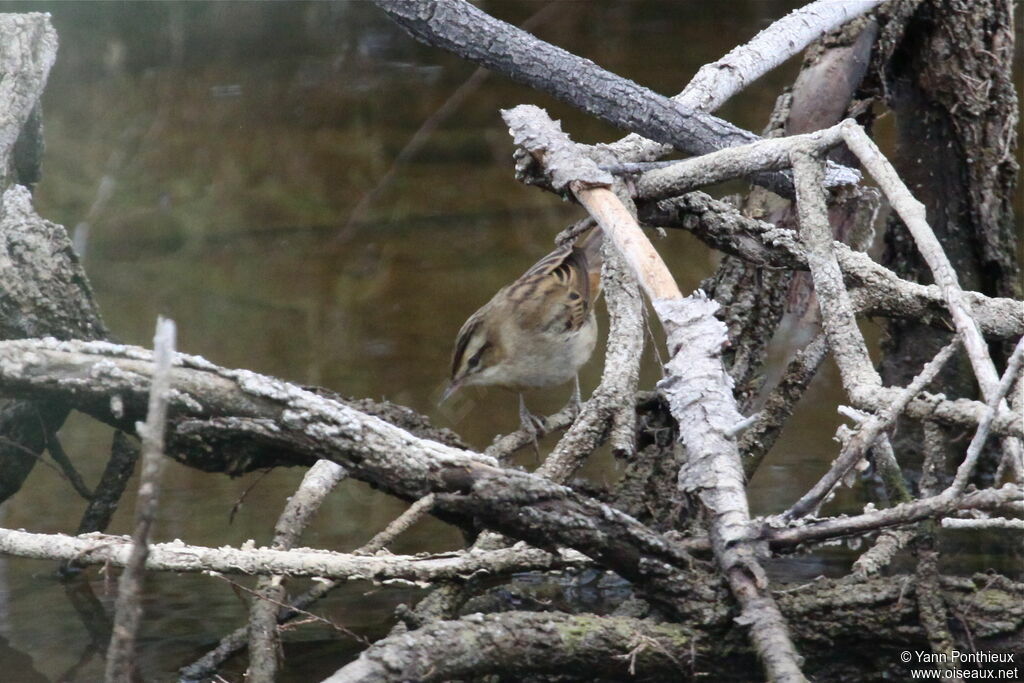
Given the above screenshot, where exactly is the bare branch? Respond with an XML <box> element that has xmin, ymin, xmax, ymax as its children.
<box><xmin>791</xmin><ymin>148</ymin><xmax>879</xmax><ymax>392</ymax></box>
<box><xmin>72</xmin><ymin>432</ymin><xmax>138</xmax><ymax>536</ymax></box>
<box><xmin>0</xmin><ymin>338</ymin><xmax>710</xmax><ymax>617</ymax></box>
<box><xmin>373</xmin><ymin>0</ymin><xmax>859</xmax><ymax>198</ymax></box>
<box><xmin>940</xmin><ymin>517</ymin><xmax>1024</xmax><ymax>530</ymax></box>
<box><xmin>105</xmin><ymin>317</ymin><xmax>176</xmax><ymax>683</ymax></box>
<box><xmin>765</xmin><ymin>484</ymin><xmax>1022</xmax><ymax>548</ymax></box>
<box><xmin>948</xmin><ymin>335</ymin><xmax>1024</xmax><ymax>493</ymax></box>
<box><xmin>359</xmin><ymin>494</ymin><xmax>436</xmax><ymax>555</ymax></box>
<box><xmin>784</xmin><ymin>337</ymin><xmax>960</xmax><ymax>519</ymax></box>
<box><xmin>841</xmin><ymin>121</ymin><xmax>1024</xmax><ymax>480</ymax></box>
<box><xmin>247</xmin><ymin>459</ymin><xmax>348</xmax><ymax>683</ymax></box>
<box><xmin>675</xmin><ymin>0</ymin><xmax>881</xmax><ymax>114</ymax></box>
<box><xmin>658</xmin><ymin>295</ymin><xmax>807</xmax><ymax>683</ymax></box>
<box><xmin>639</xmin><ymin>191</ymin><xmax>1023</xmax><ymax>340</ymax></box>
<box><xmin>182</xmin><ymin>492</ymin><xmax>438</xmax><ymax>681</ymax></box>
<box><xmin>326</xmin><ymin>574</ymin><xmax>1024</xmax><ymax>682</ymax></box>
<box><xmin>0</xmin><ymin>527</ymin><xmax>589</xmax><ymax>582</ymax></box>
<box><xmin>634</xmin><ymin>125</ymin><xmax>845</xmax><ymax>200</ymax></box>
<box><xmin>848</xmin><ymin>528</ymin><xmax>916</xmax><ymax>581</ymax></box>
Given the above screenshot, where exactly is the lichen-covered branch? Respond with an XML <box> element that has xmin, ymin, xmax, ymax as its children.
<box><xmin>0</xmin><ymin>527</ymin><xmax>589</xmax><ymax>582</ymax></box>
<box><xmin>841</xmin><ymin>121</ymin><xmax>1024</xmax><ymax>479</ymax></box>
<box><xmin>791</xmin><ymin>148</ymin><xmax>880</xmax><ymax>393</ymax></box>
<box><xmin>765</xmin><ymin>484</ymin><xmax>1022</xmax><ymax>548</ymax></box>
<box><xmin>674</xmin><ymin>0</ymin><xmax>880</xmax><ymax>114</ymax></box>
<box><xmin>658</xmin><ymin>295</ymin><xmax>806</xmax><ymax>683</ymax></box>
<box><xmin>181</xmin><ymin>492</ymin><xmax>439</xmax><ymax>682</ymax></box>
<box><xmin>0</xmin><ymin>338</ymin><xmax>714</xmax><ymax>617</ymax></box>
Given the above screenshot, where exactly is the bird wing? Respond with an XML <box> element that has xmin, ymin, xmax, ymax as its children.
<box><xmin>507</xmin><ymin>228</ymin><xmax>602</xmax><ymax>333</ymax></box>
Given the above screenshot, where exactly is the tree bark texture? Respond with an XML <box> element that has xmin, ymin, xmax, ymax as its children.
<box><xmin>0</xmin><ymin>13</ymin><xmax>56</xmax><ymax>185</ymax></box>
<box><xmin>326</xmin><ymin>575</ymin><xmax>1023</xmax><ymax>682</ymax></box>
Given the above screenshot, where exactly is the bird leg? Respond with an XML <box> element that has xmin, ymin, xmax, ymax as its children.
<box><xmin>518</xmin><ymin>393</ymin><xmax>547</xmax><ymax>457</ymax></box>
<box><xmin>568</xmin><ymin>375</ymin><xmax>583</xmax><ymax>417</ymax></box>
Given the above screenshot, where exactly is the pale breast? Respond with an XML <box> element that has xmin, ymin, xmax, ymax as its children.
<box><xmin>497</xmin><ymin>311</ymin><xmax>598</xmax><ymax>390</ymax></box>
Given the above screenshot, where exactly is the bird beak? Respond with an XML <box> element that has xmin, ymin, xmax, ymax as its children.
<box><xmin>439</xmin><ymin>379</ymin><xmax>461</xmax><ymax>406</ymax></box>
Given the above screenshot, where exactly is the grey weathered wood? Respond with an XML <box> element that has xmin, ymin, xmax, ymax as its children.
<box><xmin>372</xmin><ymin>0</ymin><xmax>860</xmax><ymax>198</ymax></box>
<box><xmin>0</xmin><ymin>13</ymin><xmax>57</xmax><ymax>184</ymax></box>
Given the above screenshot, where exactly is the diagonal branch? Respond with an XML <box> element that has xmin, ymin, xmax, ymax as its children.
<box><xmin>0</xmin><ymin>337</ymin><xmax>707</xmax><ymax>616</ymax></box>
<box><xmin>841</xmin><ymin>122</ymin><xmax>1024</xmax><ymax>483</ymax></box>
<box><xmin>638</xmin><ymin>191</ymin><xmax>1023</xmax><ymax>340</ymax></box>
<box><xmin>0</xmin><ymin>527</ymin><xmax>589</xmax><ymax>582</ymax></box>
<box><xmin>674</xmin><ymin>0</ymin><xmax>881</xmax><ymax>114</ymax></box>
<box><xmin>783</xmin><ymin>337</ymin><xmax>960</xmax><ymax>519</ymax></box>
<box><xmin>372</xmin><ymin>0</ymin><xmax>859</xmax><ymax>198</ymax></box>
<box><xmin>502</xmin><ymin>103</ymin><xmax>808</xmax><ymax>683</ymax></box>
<box><xmin>0</xmin><ymin>13</ymin><xmax>57</xmax><ymax>177</ymax></box>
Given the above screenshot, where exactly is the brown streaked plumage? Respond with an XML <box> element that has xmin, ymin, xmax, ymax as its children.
<box><xmin>443</xmin><ymin>227</ymin><xmax>603</xmax><ymax>407</ymax></box>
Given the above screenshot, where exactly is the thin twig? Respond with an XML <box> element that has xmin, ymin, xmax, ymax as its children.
<box><xmin>104</xmin><ymin>317</ymin><xmax>176</xmax><ymax>683</ymax></box>
<box><xmin>765</xmin><ymin>484</ymin><xmax>1022</xmax><ymax>548</ymax></box>
<box><xmin>0</xmin><ymin>434</ymin><xmax>78</xmax><ymax>487</ymax></box>
<box><xmin>947</xmin><ymin>335</ymin><xmax>1024</xmax><ymax>494</ymax></box>
<box><xmin>784</xmin><ymin>337</ymin><xmax>960</xmax><ymax>519</ymax></box>
<box><xmin>483</xmin><ymin>404</ymin><xmax>577</xmax><ymax>462</ymax></box>
<box><xmin>43</xmin><ymin>432</ymin><xmax>94</xmax><ymax>500</ymax></box>
<box><xmin>940</xmin><ymin>517</ymin><xmax>1024</xmax><ymax>530</ymax></box>
<box><xmin>214</xmin><ymin>573</ymin><xmax>367</xmax><ymax>645</ymax></box>
<box><xmin>841</xmin><ymin>121</ymin><xmax>1024</xmax><ymax>479</ymax></box>
<box><xmin>228</xmin><ymin>468</ymin><xmax>274</xmax><ymax>525</ymax></box>
<box><xmin>358</xmin><ymin>494</ymin><xmax>435</xmax><ymax>555</ymax></box>
<box><xmin>790</xmin><ymin>147</ymin><xmax>879</xmax><ymax>392</ymax></box>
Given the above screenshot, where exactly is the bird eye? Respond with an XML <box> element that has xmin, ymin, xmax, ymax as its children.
<box><xmin>466</xmin><ymin>343</ymin><xmax>490</xmax><ymax>372</ymax></box>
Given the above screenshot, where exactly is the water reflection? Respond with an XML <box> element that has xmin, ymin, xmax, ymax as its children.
<box><xmin>0</xmin><ymin>1</ymin><xmax>1015</xmax><ymax>680</ymax></box>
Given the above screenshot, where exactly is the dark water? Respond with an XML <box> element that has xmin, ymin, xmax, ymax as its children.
<box><xmin>0</xmin><ymin>2</ymin><xmax>1018</xmax><ymax>681</ymax></box>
